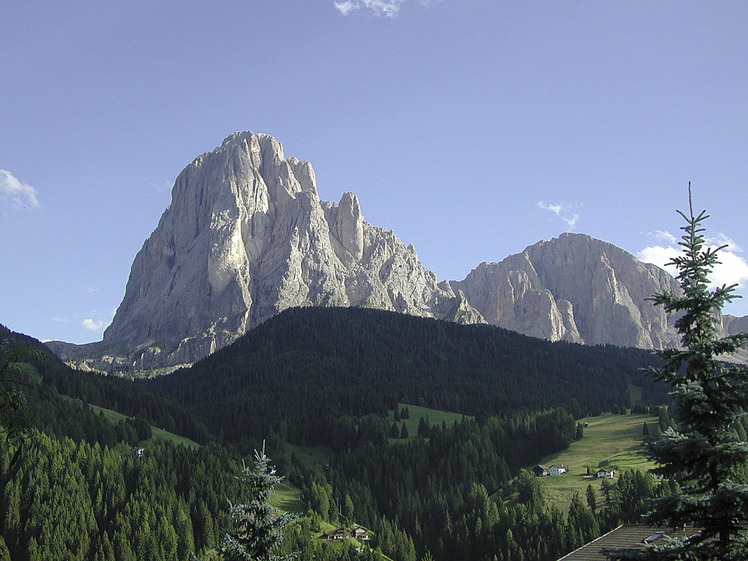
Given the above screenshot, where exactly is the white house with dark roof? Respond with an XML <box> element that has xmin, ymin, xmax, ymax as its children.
<box><xmin>549</xmin><ymin>464</ymin><xmax>567</xmax><ymax>476</ymax></box>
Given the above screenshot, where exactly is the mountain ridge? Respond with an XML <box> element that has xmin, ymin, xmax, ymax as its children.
<box><xmin>45</xmin><ymin>131</ymin><xmax>746</xmax><ymax>373</ymax></box>
<box><xmin>451</xmin><ymin>232</ymin><xmax>684</xmax><ymax>349</ymax></box>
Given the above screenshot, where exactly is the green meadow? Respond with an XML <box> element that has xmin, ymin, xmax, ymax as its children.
<box><xmin>90</xmin><ymin>403</ymin><xmax>307</xmax><ymax>515</ymax></box>
<box><xmin>88</xmin><ymin>403</ymin><xmax>201</xmax><ymax>449</ymax></box>
<box><xmin>386</xmin><ymin>402</ymin><xmax>473</xmax><ymax>442</ymax></box>
<box><xmin>269</xmin><ymin>481</ymin><xmax>305</xmax><ymax>514</ymax></box>
<box><xmin>534</xmin><ymin>412</ymin><xmax>658</xmax><ymax>511</ymax></box>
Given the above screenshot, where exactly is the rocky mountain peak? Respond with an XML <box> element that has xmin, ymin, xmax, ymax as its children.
<box><xmin>72</xmin><ymin>131</ymin><xmax>469</xmax><ymax>370</ymax></box>
<box><xmin>46</xmin><ymin>131</ymin><xmax>746</xmax><ymax>373</ymax></box>
<box><xmin>451</xmin><ymin>232</ymin><xmax>683</xmax><ymax>349</ymax></box>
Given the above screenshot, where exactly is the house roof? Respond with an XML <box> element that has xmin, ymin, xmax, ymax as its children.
<box><xmin>557</xmin><ymin>524</ymin><xmax>698</xmax><ymax>561</ymax></box>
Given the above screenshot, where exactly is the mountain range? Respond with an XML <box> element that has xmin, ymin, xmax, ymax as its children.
<box><xmin>46</xmin><ymin>131</ymin><xmax>746</xmax><ymax>373</ymax></box>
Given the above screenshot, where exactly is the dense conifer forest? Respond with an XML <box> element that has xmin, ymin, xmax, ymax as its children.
<box><xmin>144</xmin><ymin>307</ymin><xmax>667</xmax><ymax>448</ymax></box>
<box><xmin>0</xmin><ymin>310</ymin><xmax>673</xmax><ymax>560</ymax></box>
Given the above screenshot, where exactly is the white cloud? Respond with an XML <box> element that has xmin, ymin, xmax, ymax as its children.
<box><xmin>51</xmin><ymin>317</ymin><xmax>69</xmax><ymax>323</ymax></box>
<box><xmin>708</xmin><ymin>233</ymin><xmax>743</xmax><ymax>253</ymax></box>
<box><xmin>334</xmin><ymin>0</ymin><xmax>408</xmax><ymax>17</ymax></box>
<box><xmin>537</xmin><ymin>201</ymin><xmax>580</xmax><ymax>230</ymax></box>
<box><xmin>0</xmin><ymin>169</ymin><xmax>40</xmax><ymax>209</ymax></box>
<box><xmin>80</xmin><ymin>309</ymin><xmax>112</xmax><ymax>332</ymax></box>
<box><xmin>708</xmin><ymin>249</ymin><xmax>748</xmax><ymax>289</ymax></box>
<box><xmin>81</xmin><ymin>318</ymin><xmax>106</xmax><ymax>331</ymax></box>
<box><xmin>152</xmin><ymin>179</ymin><xmax>172</xmax><ymax>193</ymax></box>
<box><xmin>538</xmin><ymin>201</ymin><xmax>563</xmax><ymax>215</ymax></box>
<box><xmin>637</xmin><ymin>232</ymin><xmax>748</xmax><ymax>292</ymax></box>
<box><xmin>636</xmin><ymin>245</ymin><xmax>681</xmax><ymax>275</ymax></box>
<box><xmin>652</xmin><ymin>229</ymin><xmax>677</xmax><ymax>245</ymax></box>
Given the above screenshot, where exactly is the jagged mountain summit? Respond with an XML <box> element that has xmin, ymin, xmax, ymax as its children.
<box><xmin>451</xmin><ymin>233</ymin><xmax>682</xmax><ymax>349</ymax></box>
<box><xmin>50</xmin><ymin>132</ymin><xmax>479</xmax><ymax>371</ymax></box>
<box><xmin>46</xmin><ymin>131</ymin><xmax>744</xmax><ymax>373</ymax></box>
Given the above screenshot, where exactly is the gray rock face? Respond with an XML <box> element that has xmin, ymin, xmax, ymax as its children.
<box><xmin>723</xmin><ymin>314</ymin><xmax>748</xmax><ymax>336</ymax></box>
<box><xmin>83</xmin><ymin>132</ymin><xmax>471</xmax><ymax>369</ymax></box>
<box><xmin>48</xmin><ymin>131</ymin><xmax>747</xmax><ymax>373</ymax></box>
<box><xmin>451</xmin><ymin>233</ymin><xmax>684</xmax><ymax>349</ymax></box>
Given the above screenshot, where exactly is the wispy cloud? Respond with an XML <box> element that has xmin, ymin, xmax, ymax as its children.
<box><xmin>0</xmin><ymin>169</ymin><xmax>40</xmax><ymax>210</ymax></box>
<box><xmin>537</xmin><ymin>201</ymin><xmax>581</xmax><ymax>230</ymax></box>
<box><xmin>152</xmin><ymin>179</ymin><xmax>172</xmax><ymax>193</ymax></box>
<box><xmin>80</xmin><ymin>310</ymin><xmax>111</xmax><ymax>332</ymax></box>
<box><xmin>334</xmin><ymin>0</ymin><xmax>440</xmax><ymax>18</ymax></box>
<box><xmin>637</xmin><ymin>230</ymin><xmax>748</xmax><ymax>293</ymax></box>
<box><xmin>81</xmin><ymin>318</ymin><xmax>106</xmax><ymax>331</ymax></box>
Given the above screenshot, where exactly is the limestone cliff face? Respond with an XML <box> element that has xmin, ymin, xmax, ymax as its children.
<box><xmin>92</xmin><ymin>132</ymin><xmax>471</xmax><ymax>369</ymax></box>
<box><xmin>47</xmin><ymin>131</ymin><xmax>747</xmax><ymax>373</ymax></box>
<box><xmin>451</xmin><ymin>233</ymin><xmax>683</xmax><ymax>349</ymax></box>
<box><xmin>723</xmin><ymin>314</ymin><xmax>748</xmax><ymax>336</ymax></box>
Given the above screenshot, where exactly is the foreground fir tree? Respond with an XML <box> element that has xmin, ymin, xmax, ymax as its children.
<box><xmin>0</xmin><ymin>342</ymin><xmax>42</xmax><ymax>479</ymax></box>
<box><xmin>607</xmin><ymin>187</ymin><xmax>748</xmax><ymax>560</ymax></box>
<box><xmin>221</xmin><ymin>445</ymin><xmax>297</xmax><ymax>561</ymax></box>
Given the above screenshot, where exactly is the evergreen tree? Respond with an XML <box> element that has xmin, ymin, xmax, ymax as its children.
<box><xmin>389</xmin><ymin>423</ymin><xmax>400</xmax><ymax>439</ymax></box>
<box><xmin>606</xmin><ymin>186</ymin><xmax>748</xmax><ymax>559</ymax></box>
<box><xmin>575</xmin><ymin>422</ymin><xmax>585</xmax><ymax>440</ymax></box>
<box><xmin>222</xmin><ymin>445</ymin><xmax>297</xmax><ymax>561</ymax></box>
<box><xmin>417</xmin><ymin>417</ymin><xmax>430</xmax><ymax>438</ymax></box>
<box><xmin>658</xmin><ymin>408</ymin><xmax>672</xmax><ymax>432</ymax></box>
<box><xmin>400</xmin><ymin>423</ymin><xmax>409</xmax><ymax>439</ymax></box>
<box><xmin>0</xmin><ymin>343</ymin><xmax>40</xmax><ymax>454</ymax></box>
<box><xmin>342</xmin><ymin>494</ymin><xmax>354</xmax><ymax>524</ymax></box>
<box><xmin>586</xmin><ymin>483</ymin><xmax>597</xmax><ymax>514</ymax></box>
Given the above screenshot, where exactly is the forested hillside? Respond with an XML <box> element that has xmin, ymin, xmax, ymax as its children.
<box><xmin>0</xmin><ymin>326</ymin><xmax>239</xmax><ymax>560</ymax></box>
<box><xmin>144</xmin><ymin>306</ymin><xmax>667</xmax><ymax>448</ymax></box>
<box><xmin>1</xmin><ymin>312</ymin><xmax>671</xmax><ymax>561</ymax></box>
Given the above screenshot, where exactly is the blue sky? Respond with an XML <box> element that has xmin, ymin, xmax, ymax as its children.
<box><xmin>2</xmin><ymin>1</ymin><xmax>748</xmax><ymax>345</ymax></box>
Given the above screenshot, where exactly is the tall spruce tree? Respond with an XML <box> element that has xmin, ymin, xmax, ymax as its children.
<box><xmin>0</xmin><ymin>342</ymin><xmax>42</xmax><ymax>482</ymax></box>
<box><xmin>607</xmin><ymin>186</ymin><xmax>748</xmax><ymax>559</ymax></box>
<box><xmin>221</xmin><ymin>445</ymin><xmax>297</xmax><ymax>561</ymax></box>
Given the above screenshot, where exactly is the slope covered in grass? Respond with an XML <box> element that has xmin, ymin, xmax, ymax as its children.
<box><xmin>534</xmin><ymin>413</ymin><xmax>658</xmax><ymax>511</ymax></box>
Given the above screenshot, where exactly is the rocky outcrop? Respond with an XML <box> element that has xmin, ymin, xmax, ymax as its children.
<box><xmin>723</xmin><ymin>314</ymin><xmax>748</xmax><ymax>337</ymax></box>
<box><xmin>47</xmin><ymin>131</ymin><xmax>747</xmax><ymax>373</ymax></box>
<box><xmin>55</xmin><ymin>132</ymin><xmax>475</xmax><ymax>370</ymax></box>
<box><xmin>451</xmin><ymin>233</ymin><xmax>684</xmax><ymax>349</ymax></box>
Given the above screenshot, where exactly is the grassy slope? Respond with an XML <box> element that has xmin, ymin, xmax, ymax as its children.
<box><xmin>88</xmin><ymin>403</ymin><xmax>201</xmax><ymax>449</ymax></box>
<box><xmin>386</xmin><ymin>403</ymin><xmax>473</xmax><ymax>442</ymax></box>
<box><xmin>269</xmin><ymin>481</ymin><xmax>305</xmax><ymax>514</ymax></box>
<box><xmin>287</xmin><ymin>443</ymin><xmax>334</xmax><ymax>466</ymax></box>
<box><xmin>90</xmin><ymin>402</ymin><xmax>308</xmax><ymax>515</ymax></box>
<box><xmin>534</xmin><ymin>412</ymin><xmax>658</xmax><ymax>512</ymax></box>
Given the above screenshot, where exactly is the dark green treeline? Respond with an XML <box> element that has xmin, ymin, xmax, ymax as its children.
<box><xmin>0</xmin><ymin>308</ymin><xmax>671</xmax><ymax>561</ymax></box>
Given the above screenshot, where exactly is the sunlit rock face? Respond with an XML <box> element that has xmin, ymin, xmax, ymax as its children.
<box><xmin>96</xmin><ymin>131</ymin><xmax>470</xmax><ymax>368</ymax></box>
<box><xmin>48</xmin><ymin>131</ymin><xmax>747</xmax><ymax>373</ymax></box>
<box><xmin>451</xmin><ymin>233</ymin><xmax>683</xmax><ymax>349</ymax></box>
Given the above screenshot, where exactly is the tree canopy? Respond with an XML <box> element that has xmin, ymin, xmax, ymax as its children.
<box><xmin>607</xmin><ymin>186</ymin><xmax>748</xmax><ymax>560</ymax></box>
<box><xmin>221</xmin><ymin>446</ymin><xmax>297</xmax><ymax>561</ymax></box>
